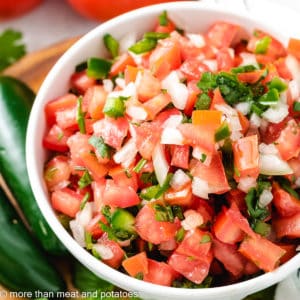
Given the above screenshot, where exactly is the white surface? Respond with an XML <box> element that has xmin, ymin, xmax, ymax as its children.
<box><xmin>26</xmin><ymin>1</ymin><xmax>300</xmax><ymax>300</ymax></box>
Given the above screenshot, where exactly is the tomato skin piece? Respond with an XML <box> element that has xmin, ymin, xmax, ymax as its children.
<box><xmin>275</xmin><ymin>119</ymin><xmax>300</xmax><ymax>161</ymax></box>
<box><xmin>70</xmin><ymin>70</ymin><xmax>96</xmax><ymax>94</ymax></box>
<box><xmin>43</xmin><ymin>124</ymin><xmax>73</xmax><ymax>152</ymax></box>
<box><xmin>122</xmin><ymin>252</ymin><xmax>148</xmax><ymax>278</ymax></box>
<box><xmin>51</xmin><ymin>188</ymin><xmax>82</xmax><ymax>218</ymax></box>
<box><xmin>176</xmin><ymin>229</ymin><xmax>212</xmax><ymax>258</ymax></box>
<box><xmin>273</xmin><ymin>213</ymin><xmax>300</xmax><ymax>238</ymax></box>
<box><xmin>168</xmin><ymin>251</ymin><xmax>212</xmax><ymax>284</ymax></box>
<box><xmin>93</xmin><ymin>116</ymin><xmax>129</xmax><ymax>150</ymax></box>
<box><xmin>206</xmin><ymin>21</ymin><xmax>239</xmax><ymax>49</ymax></box>
<box><xmin>272</xmin><ymin>183</ymin><xmax>300</xmax><ymax>217</ymax></box>
<box><xmin>44</xmin><ymin>155</ymin><xmax>71</xmax><ymax>190</ymax></box>
<box><xmin>171</xmin><ymin>145</ymin><xmax>190</xmax><ymax>169</ymax></box>
<box><xmin>213</xmin><ymin>206</ymin><xmax>245</xmax><ymax>245</ymax></box>
<box><xmin>135</xmin><ymin>204</ymin><xmax>179</xmax><ymax>244</ymax></box>
<box><xmin>144</xmin><ymin>259</ymin><xmax>179</xmax><ymax>287</ymax></box>
<box><xmin>238</xmin><ymin>235</ymin><xmax>286</xmax><ymax>272</ymax></box>
<box><xmin>212</xmin><ymin>238</ymin><xmax>246</xmax><ymax>277</ymax></box>
<box><xmin>102</xmin><ymin>179</ymin><xmax>140</xmax><ymax>208</ymax></box>
<box><xmin>232</xmin><ymin>135</ymin><xmax>259</xmax><ymax>181</ymax></box>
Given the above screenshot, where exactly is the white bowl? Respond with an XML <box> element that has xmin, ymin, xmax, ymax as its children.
<box><xmin>26</xmin><ymin>1</ymin><xmax>300</xmax><ymax>299</ymax></box>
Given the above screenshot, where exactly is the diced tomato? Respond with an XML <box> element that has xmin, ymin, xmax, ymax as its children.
<box><xmin>135</xmin><ymin>204</ymin><xmax>179</xmax><ymax>244</ymax></box>
<box><xmin>154</xmin><ymin>18</ymin><xmax>176</xmax><ymax>34</ymax></box>
<box><xmin>92</xmin><ymin>180</ymin><xmax>106</xmax><ymax>212</ymax></box>
<box><xmin>190</xmin><ymin>152</ymin><xmax>230</xmax><ymax>194</ymax></box>
<box><xmin>237</xmin><ymin>69</ymin><xmax>266</xmax><ymax>84</ymax></box>
<box><xmin>213</xmin><ymin>206</ymin><xmax>245</xmax><ymax>245</ymax></box>
<box><xmin>233</xmin><ymin>135</ymin><xmax>259</xmax><ymax>180</ymax></box>
<box><xmin>97</xmin><ymin>233</ymin><xmax>125</xmax><ymax>268</ymax></box>
<box><xmin>43</xmin><ymin>124</ymin><xmax>73</xmax><ymax>152</ymax></box>
<box><xmin>51</xmin><ymin>187</ymin><xmax>82</xmax><ymax>218</ymax></box>
<box><xmin>178</xmin><ymin>123</ymin><xmax>216</xmax><ymax>155</ymax></box>
<box><xmin>180</xmin><ymin>58</ymin><xmax>210</xmax><ymax>81</ymax></box>
<box><xmin>206</xmin><ymin>21</ymin><xmax>240</xmax><ymax>49</ymax></box>
<box><xmin>168</xmin><ymin>251</ymin><xmax>212</xmax><ymax>284</ymax></box>
<box><xmin>144</xmin><ymin>259</ymin><xmax>179</xmax><ymax>287</ymax></box>
<box><xmin>122</xmin><ymin>252</ymin><xmax>148</xmax><ymax>278</ymax></box>
<box><xmin>134</xmin><ymin>122</ymin><xmax>161</xmax><ymax>160</ymax></box>
<box><xmin>93</xmin><ymin>116</ymin><xmax>129</xmax><ymax>149</ymax></box>
<box><xmin>212</xmin><ymin>238</ymin><xmax>246</xmax><ymax>277</ymax></box>
<box><xmin>192</xmin><ymin>110</ymin><xmax>222</xmax><ymax>130</ymax></box>
<box><xmin>226</xmin><ymin>189</ymin><xmax>247</xmax><ymax>213</ymax></box>
<box><xmin>70</xmin><ymin>70</ymin><xmax>96</xmax><ymax>94</ymax></box>
<box><xmin>149</xmin><ymin>38</ymin><xmax>181</xmax><ymax>79</ymax></box>
<box><xmin>244</xmin><ymin>260</ymin><xmax>260</xmax><ymax>275</ymax></box>
<box><xmin>102</xmin><ymin>179</ymin><xmax>140</xmax><ymax>208</ymax></box>
<box><xmin>44</xmin><ymin>155</ymin><xmax>71</xmax><ymax>190</ymax></box>
<box><xmin>238</xmin><ymin>235</ymin><xmax>286</xmax><ymax>272</ymax></box>
<box><xmin>237</xmin><ymin>111</ymin><xmax>250</xmax><ymax>135</ymax></box>
<box><xmin>210</xmin><ymin>88</ymin><xmax>227</xmax><ymax>110</ymax></box>
<box><xmin>216</xmin><ymin>48</ymin><xmax>234</xmax><ymax>71</ymax></box>
<box><xmin>45</xmin><ymin>93</ymin><xmax>78</xmax><ymax>126</ymax></box>
<box><xmin>278</xmin><ymin>244</ymin><xmax>297</xmax><ymax>264</ymax></box>
<box><xmin>288</xmin><ymin>156</ymin><xmax>300</xmax><ymax>177</ymax></box>
<box><xmin>136</xmin><ymin>71</ymin><xmax>161</xmax><ymax>102</ymax></box>
<box><xmin>275</xmin><ymin>119</ymin><xmax>300</xmax><ymax>161</ymax></box>
<box><xmin>191</xmin><ymin>197</ymin><xmax>214</xmax><ymax>225</ymax></box>
<box><xmin>184</xmin><ymin>81</ymin><xmax>200</xmax><ymax>116</ymax></box>
<box><xmin>260</xmin><ymin>117</ymin><xmax>288</xmax><ymax>144</ymax></box>
<box><xmin>108</xmin><ymin>166</ymin><xmax>138</xmax><ymax>191</ymax></box>
<box><xmin>274</xmin><ymin>58</ymin><xmax>293</xmax><ymax>80</ymax></box>
<box><xmin>109</xmin><ymin>52</ymin><xmax>136</xmax><ymax>77</ymax></box>
<box><xmin>272</xmin><ymin>182</ymin><xmax>300</xmax><ymax>217</ymax></box>
<box><xmin>164</xmin><ymin>183</ymin><xmax>193</xmax><ymax>206</ymax></box>
<box><xmin>55</xmin><ymin>105</ymin><xmax>78</xmax><ymax>130</ymax></box>
<box><xmin>288</xmin><ymin>38</ymin><xmax>300</xmax><ymax>61</ymax></box>
<box><xmin>84</xmin><ymin>85</ymin><xmax>107</xmax><ymax>120</ymax></box>
<box><xmin>273</xmin><ymin>213</ymin><xmax>300</xmax><ymax>238</ymax></box>
<box><xmin>154</xmin><ymin>108</ymin><xmax>181</xmax><ymax>126</ymax></box>
<box><xmin>124</xmin><ymin>65</ymin><xmax>139</xmax><ymax>84</ymax></box>
<box><xmin>85</xmin><ymin>213</ymin><xmax>107</xmax><ymax>239</ymax></box>
<box><xmin>171</xmin><ymin>145</ymin><xmax>190</xmax><ymax>169</ymax></box>
<box><xmin>143</xmin><ymin>92</ymin><xmax>172</xmax><ymax>120</ymax></box>
<box><xmin>176</xmin><ymin>229</ymin><xmax>212</xmax><ymax>258</ymax></box>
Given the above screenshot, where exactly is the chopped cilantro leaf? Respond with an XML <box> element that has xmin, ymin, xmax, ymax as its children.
<box><xmin>158</xmin><ymin>10</ymin><xmax>168</xmax><ymax>26</ymax></box>
<box><xmin>89</xmin><ymin>135</ymin><xmax>112</xmax><ymax>159</ymax></box>
<box><xmin>78</xmin><ymin>170</ymin><xmax>93</xmax><ymax>189</ymax></box>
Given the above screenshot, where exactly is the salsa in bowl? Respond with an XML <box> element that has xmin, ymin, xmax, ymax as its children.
<box><xmin>26</xmin><ymin>1</ymin><xmax>300</xmax><ymax>299</ymax></box>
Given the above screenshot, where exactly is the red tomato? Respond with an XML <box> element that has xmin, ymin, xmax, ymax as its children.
<box><xmin>212</xmin><ymin>238</ymin><xmax>246</xmax><ymax>277</ymax></box>
<box><xmin>190</xmin><ymin>152</ymin><xmax>230</xmax><ymax>194</ymax></box>
<box><xmin>168</xmin><ymin>251</ymin><xmax>212</xmax><ymax>284</ymax></box>
<box><xmin>180</xmin><ymin>58</ymin><xmax>210</xmax><ymax>81</ymax></box>
<box><xmin>238</xmin><ymin>235</ymin><xmax>286</xmax><ymax>272</ymax></box>
<box><xmin>143</xmin><ymin>93</ymin><xmax>172</xmax><ymax>120</ymax></box>
<box><xmin>260</xmin><ymin>117</ymin><xmax>288</xmax><ymax>144</ymax></box>
<box><xmin>213</xmin><ymin>206</ymin><xmax>245</xmax><ymax>245</ymax></box>
<box><xmin>67</xmin><ymin>0</ymin><xmax>185</xmax><ymax>21</ymax></box>
<box><xmin>153</xmin><ymin>108</ymin><xmax>181</xmax><ymax>125</ymax></box>
<box><xmin>44</xmin><ymin>155</ymin><xmax>71</xmax><ymax>190</ymax></box>
<box><xmin>84</xmin><ymin>85</ymin><xmax>107</xmax><ymax>120</ymax></box>
<box><xmin>176</xmin><ymin>229</ymin><xmax>212</xmax><ymax>258</ymax></box>
<box><xmin>164</xmin><ymin>183</ymin><xmax>192</xmax><ymax>207</ymax></box>
<box><xmin>216</xmin><ymin>48</ymin><xmax>234</xmax><ymax>71</ymax></box>
<box><xmin>92</xmin><ymin>180</ymin><xmax>106</xmax><ymax>212</ymax></box>
<box><xmin>210</xmin><ymin>88</ymin><xmax>227</xmax><ymax>110</ymax></box>
<box><xmin>184</xmin><ymin>81</ymin><xmax>200</xmax><ymax>116</ymax></box>
<box><xmin>135</xmin><ymin>204</ymin><xmax>179</xmax><ymax>244</ymax></box>
<box><xmin>273</xmin><ymin>213</ymin><xmax>300</xmax><ymax>238</ymax></box>
<box><xmin>85</xmin><ymin>213</ymin><xmax>107</xmax><ymax>239</ymax></box>
<box><xmin>110</xmin><ymin>52</ymin><xmax>136</xmax><ymax>77</ymax></box>
<box><xmin>149</xmin><ymin>38</ymin><xmax>181</xmax><ymax>79</ymax></box>
<box><xmin>144</xmin><ymin>259</ymin><xmax>179</xmax><ymax>287</ymax></box>
<box><xmin>102</xmin><ymin>179</ymin><xmax>140</xmax><ymax>208</ymax></box>
<box><xmin>70</xmin><ymin>71</ymin><xmax>96</xmax><ymax>94</ymax></box>
<box><xmin>122</xmin><ymin>252</ymin><xmax>148</xmax><ymax>277</ymax></box>
<box><xmin>226</xmin><ymin>189</ymin><xmax>247</xmax><ymax>213</ymax></box>
<box><xmin>272</xmin><ymin>183</ymin><xmax>300</xmax><ymax>217</ymax></box>
<box><xmin>93</xmin><ymin>116</ymin><xmax>129</xmax><ymax>149</ymax></box>
<box><xmin>288</xmin><ymin>38</ymin><xmax>300</xmax><ymax>60</ymax></box>
<box><xmin>278</xmin><ymin>244</ymin><xmax>297</xmax><ymax>264</ymax></box>
<box><xmin>232</xmin><ymin>134</ymin><xmax>259</xmax><ymax>180</ymax></box>
<box><xmin>43</xmin><ymin>124</ymin><xmax>73</xmax><ymax>152</ymax></box>
<box><xmin>237</xmin><ymin>69</ymin><xmax>266</xmax><ymax>84</ymax></box>
<box><xmin>136</xmin><ymin>71</ymin><xmax>161</xmax><ymax>102</ymax></box>
<box><xmin>51</xmin><ymin>187</ymin><xmax>82</xmax><ymax>218</ymax></box>
<box><xmin>0</xmin><ymin>0</ymin><xmax>42</xmax><ymax>19</ymax></box>
<box><xmin>108</xmin><ymin>166</ymin><xmax>138</xmax><ymax>191</ymax></box>
<box><xmin>206</xmin><ymin>21</ymin><xmax>240</xmax><ymax>49</ymax></box>
<box><xmin>274</xmin><ymin>58</ymin><xmax>293</xmax><ymax>81</ymax></box>
<box><xmin>171</xmin><ymin>145</ymin><xmax>190</xmax><ymax>169</ymax></box>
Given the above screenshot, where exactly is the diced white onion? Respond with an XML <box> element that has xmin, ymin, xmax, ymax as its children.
<box><xmin>108</xmin><ymin>82</ymin><xmax>136</xmax><ymax>99</ymax></box>
<box><xmin>239</xmin><ymin>52</ymin><xmax>259</xmax><ymax>68</ymax></box>
<box><xmin>119</xmin><ymin>32</ymin><xmax>137</xmax><ymax>53</ymax></box>
<box><xmin>192</xmin><ymin>177</ymin><xmax>210</xmax><ymax>199</ymax></box>
<box><xmin>259</xmin><ymin>154</ymin><xmax>293</xmax><ymax>175</ymax></box>
<box><xmin>228</xmin><ymin>48</ymin><xmax>235</xmax><ymax>59</ymax></box>
<box><xmin>103</xmin><ymin>79</ymin><xmax>113</xmax><ymax>93</ymax></box>
<box><xmin>181</xmin><ymin>210</ymin><xmax>204</xmax><ymax>230</ymax></box>
<box><xmin>258</xmin><ymin>189</ymin><xmax>273</xmax><ymax>208</ymax></box>
<box><xmin>70</xmin><ymin>220</ymin><xmax>85</xmax><ymax>247</ymax></box>
<box><xmin>295</xmin><ymin>177</ymin><xmax>300</xmax><ymax>187</ymax></box>
<box><xmin>161</xmin><ymin>128</ymin><xmax>184</xmax><ymax>145</ymax></box>
<box><xmin>288</xmin><ymin>79</ymin><xmax>300</xmax><ymax>100</ymax></box>
<box><xmin>51</xmin><ymin>180</ymin><xmax>70</xmax><ymax>192</ymax></box>
<box><xmin>286</xmin><ymin>54</ymin><xmax>300</xmax><ymax>86</ymax></box>
<box><xmin>93</xmin><ymin>244</ymin><xmax>114</xmax><ymax>260</ymax></box>
<box><xmin>77</xmin><ymin>202</ymin><xmax>93</xmax><ymax>227</ymax></box>
<box><xmin>152</xmin><ymin>144</ymin><xmax>169</xmax><ymax>186</ymax></box>
<box><xmin>235</xmin><ymin>102</ymin><xmax>251</xmax><ymax>115</ymax></box>
<box><xmin>186</xmin><ymin>33</ymin><xmax>206</xmax><ymax>48</ymax></box>
<box><xmin>259</xmin><ymin>143</ymin><xmax>279</xmax><ymax>155</ymax></box>
<box><xmin>202</xmin><ymin>59</ymin><xmax>218</xmax><ymax>72</ymax></box>
<box><xmin>170</xmin><ymin>169</ymin><xmax>191</xmax><ymax>190</ymax></box>
<box><xmin>215</xmin><ymin>104</ymin><xmax>242</xmax><ymax>132</ymax></box>
<box><xmin>126</xmin><ymin>105</ymin><xmax>148</xmax><ymax>121</ymax></box>
<box><xmin>162</xmin><ymin>114</ymin><xmax>183</xmax><ymax>128</ymax></box>
<box><xmin>230</xmin><ymin>130</ymin><xmax>243</xmax><ymax>141</ymax></box>
<box><xmin>115</xmin><ymin>77</ymin><xmax>126</xmax><ymax>89</ymax></box>
<box><xmin>237</xmin><ymin>177</ymin><xmax>257</xmax><ymax>193</ymax></box>
<box><xmin>262</xmin><ymin>103</ymin><xmax>289</xmax><ymax>124</ymax></box>
<box><xmin>250</xmin><ymin>113</ymin><xmax>262</xmax><ymax>127</ymax></box>
<box><xmin>113</xmin><ymin>138</ymin><xmax>137</xmax><ymax>168</ymax></box>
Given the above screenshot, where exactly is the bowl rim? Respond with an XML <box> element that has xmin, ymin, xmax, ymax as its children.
<box><xmin>26</xmin><ymin>1</ymin><xmax>300</xmax><ymax>298</ymax></box>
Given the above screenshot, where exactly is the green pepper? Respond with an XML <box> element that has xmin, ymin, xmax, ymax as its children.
<box><xmin>0</xmin><ymin>76</ymin><xmax>67</xmax><ymax>255</ymax></box>
<box><xmin>255</xmin><ymin>36</ymin><xmax>272</xmax><ymax>54</ymax></box>
<box><xmin>87</xmin><ymin>57</ymin><xmax>112</xmax><ymax>79</ymax></box>
<box><xmin>0</xmin><ymin>188</ymin><xmax>66</xmax><ymax>293</ymax></box>
<box><xmin>215</xmin><ymin>122</ymin><xmax>231</xmax><ymax>142</ymax></box>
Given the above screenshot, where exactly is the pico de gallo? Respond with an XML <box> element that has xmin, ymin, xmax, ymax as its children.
<box><xmin>43</xmin><ymin>11</ymin><xmax>300</xmax><ymax>288</ymax></box>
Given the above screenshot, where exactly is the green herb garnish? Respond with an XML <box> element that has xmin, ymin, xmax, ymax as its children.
<box><xmin>76</xmin><ymin>96</ymin><xmax>86</xmax><ymax>134</ymax></box>
<box><xmin>78</xmin><ymin>171</ymin><xmax>93</xmax><ymax>189</ymax></box>
<box><xmin>89</xmin><ymin>136</ymin><xmax>112</xmax><ymax>158</ymax></box>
